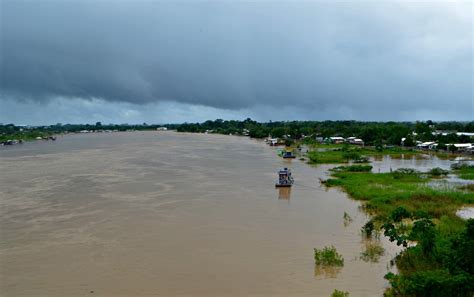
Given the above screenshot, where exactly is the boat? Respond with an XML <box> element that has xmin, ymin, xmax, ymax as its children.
<box><xmin>282</xmin><ymin>150</ymin><xmax>296</xmax><ymax>158</ymax></box>
<box><xmin>275</xmin><ymin>168</ymin><xmax>294</xmax><ymax>187</ymax></box>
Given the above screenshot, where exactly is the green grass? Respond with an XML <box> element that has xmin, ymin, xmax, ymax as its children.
<box><xmin>306</xmin><ymin>145</ymin><xmax>424</xmax><ymax>164</ymax></box>
<box><xmin>307</xmin><ymin>150</ymin><xmax>368</xmax><ymax>164</ymax></box>
<box><xmin>325</xmin><ymin>169</ymin><xmax>474</xmax><ymax>219</ymax></box>
<box><xmin>331</xmin><ymin>165</ymin><xmax>373</xmax><ymax>172</ymax></box>
<box><xmin>331</xmin><ymin>289</ymin><xmax>349</xmax><ymax>297</ymax></box>
<box><xmin>456</xmin><ymin>166</ymin><xmax>474</xmax><ymax>180</ymax></box>
<box><xmin>314</xmin><ymin>246</ymin><xmax>344</xmax><ymax>267</ymax></box>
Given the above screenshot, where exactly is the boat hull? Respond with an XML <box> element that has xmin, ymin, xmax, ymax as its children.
<box><xmin>275</xmin><ymin>184</ymin><xmax>292</xmax><ymax>187</ymax></box>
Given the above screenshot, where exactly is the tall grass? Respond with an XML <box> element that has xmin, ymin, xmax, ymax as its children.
<box><xmin>325</xmin><ymin>170</ymin><xmax>474</xmax><ymax>219</ymax></box>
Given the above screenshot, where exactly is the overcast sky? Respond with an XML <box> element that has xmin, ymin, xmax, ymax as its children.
<box><xmin>1</xmin><ymin>0</ymin><xmax>472</xmax><ymax>125</ymax></box>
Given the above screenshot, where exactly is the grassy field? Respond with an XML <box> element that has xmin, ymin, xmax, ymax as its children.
<box><xmin>453</xmin><ymin>164</ymin><xmax>474</xmax><ymax>180</ymax></box>
<box><xmin>306</xmin><ymin>145</ymin><xmax>421</xmax><ymax>164</ymax></box>
<box><xmin>326</xmin><ymin>169</ymin><xmax>474</xmax><ymax>219</ymax></box>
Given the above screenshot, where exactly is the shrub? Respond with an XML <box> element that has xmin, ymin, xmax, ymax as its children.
<box><xmin>360</xmin><ymin>242</ymin><xmax>385</xmax><ymax>262</ymax></box>
<box><xmin>332</xmin><ymin>165</ymin><xmax>372</xmax><ymax>172</ymax></box>
<box><xmin>451</xmin><ymin>163</ymin><xmax>473</xmax><ymax>170</ymax></box>
<box><xmin>429</xmin><ymin>167</ymin><xmax>449</xmax><ymax>176</ymax></box>
<box><xmin>390</xmin><ymin>207</ymin><xmax>411</xmax><ymax>222</ymax></box>
<box><xmin>362</xmin><ymin>220</ymin><xmax>376</xmax><ymax>238</ymax></box>
<box><xmin>331</xmin><ymin>289</ymin><xmax>349</xmax><ymax>297</ymax></box>
<box><xmin>314</xmin><ymin>246</ymin><xmax>344</xmax><ymax>266</ymax></box>
<box><xmin>393</xmin><ymin>168</ymin><xmax>419</xmax><ymax>179</ymax></box>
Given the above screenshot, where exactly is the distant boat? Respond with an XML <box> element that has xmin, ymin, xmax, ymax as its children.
<box><xmin>282</xmin><ymin>150</ymin><xmax>296</xmax><ymax>158</ymax></box>
<box><xmin>275</xmin><ymin>168</ymin><xmax>294</xmax><ymax>187</ymax></box>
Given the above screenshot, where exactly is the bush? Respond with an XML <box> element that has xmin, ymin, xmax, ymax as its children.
<box><xmin>362</xmin><ymin>220</ymin><xmax>376</xmax><ymax>238</ymax></box>
<box><xmin>360</xmin><ymin>242</ymin><xmax>385</xmax><ymax>262</ymax></box>
<box><xmin>451</xmin><ymin>163</ymin><xmax>474</xmax><ymax>170</ymax></box>
<box><xmin>390</xmin><ymin>207</ymin><xmax>411</xmax><ymax>222</ymax></box>
<box><xmin>393</xmin><ymin>168</ymin><xmax>419</xmax><ymax>179</ymax></box>
<box><xmin>429</xmin><ymin>167</ymin><xmax>449</xmax><ymax>176</ymax></box>
<box><xmin>331</xmin><ymin>289</ymin><xmax>349</xmax><ymax>297</ymax></box>
<box><xmin>332</xmin><ymin>165</ymin><xmax>372</xmax><ymax>172</ymax></box>
<box><xmin>314</xmin><ymin>246</ymin><xmax>344</xmax><ymax>266</ymax></box>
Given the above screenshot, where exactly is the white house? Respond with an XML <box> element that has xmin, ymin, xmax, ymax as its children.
<box><xmin>329</xmin><ymin>137</ymin><xmax>345</xmax><ymax>144</ymax></box>
<box><xmin>417</xmin><ymin>141</ymin><xmax>436</xmax><ymax>150</ymax></box>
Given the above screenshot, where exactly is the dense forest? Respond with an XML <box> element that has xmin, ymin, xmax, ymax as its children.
<box><xmin>176</xmin><ymin>119</ymin><xmax>474</xmax><ymax>145</ymax></box>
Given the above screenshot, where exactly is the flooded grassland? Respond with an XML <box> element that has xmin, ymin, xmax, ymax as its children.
<box><xmin>1</xmin><ymin>132</ymin><xmax>467</xmax><ymax>297</ymax></box>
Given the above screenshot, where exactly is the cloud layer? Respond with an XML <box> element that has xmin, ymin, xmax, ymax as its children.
<box><xmin>1</xmin><ymin>0</ymin><xmax>473</xmax><ymax>124</ymax></box>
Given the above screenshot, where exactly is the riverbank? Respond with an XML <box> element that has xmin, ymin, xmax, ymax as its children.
<box><xmin>313</xmin><ymin>158</ymin><xmax>474</xmax><ymax>295</ymax></box>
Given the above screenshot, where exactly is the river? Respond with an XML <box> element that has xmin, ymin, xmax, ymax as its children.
<box><xmin>0</xmin><ymin>132</ymin><xmax>464</xmax><ymax>297</ymax></box>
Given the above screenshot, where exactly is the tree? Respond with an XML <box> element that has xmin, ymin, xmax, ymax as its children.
<box><xmin>270</xmin><ymin>127</ymin><xmax>286</xmax><ymax>138</ymax></box>
<box><xmin>403</xmin><ymin>135</ymin><xmax>414</xmax><ymax>147</ymax></box>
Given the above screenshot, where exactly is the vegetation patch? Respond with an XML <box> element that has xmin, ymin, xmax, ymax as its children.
<box><xmin>331</xmin><ymin>165</ymin><xmax>372</xmax><ymax>172</ymax></box>
<box><xmin>331</xmin><ymin>289</ymin><xmax>349</xmax><ymax>297</ymax></box>
<box><xmin>459</xmin><ymin>184</ymin><xmax>474</xmax><ymax>192</ymax></box>
<box><xmin>325</xmin><ymin>169</ymin><xmax>474</xmax><ymax>219</ymax></box>
<box><xmin>343</xmin><ymin>212</ymin><xmax>353</xmax><ymax>227</ymax></box>
<box><xmin>360</xmin><ymin>242</ymin><xmax>385</xmax><ymax>263</ymax></box>
<box><xmin>382</xmin><ymin>209</ymin><xmax>474</xmax><ymax>297</ymax></box>
<box><xmin>307</xmin><ymin>150</ymin><xmax>368</xmax><ymax>164</ymax></box>
<box><xmin>0</xmin><ymin>131</ymin><xmax>52</xmax><ymax>142</ymax></box>
<box><xmin>452</xmin><ymin>163</ymin><xmax>474</xmax><ymax>180</ymax></box>
<box><xmin>314</xmin><ymin>246</ymin><xmax>344</xmax><ymax>267</ymax></box>
<box><xmin>361</xmin><ymin>219</ymin><xmax>377</xmax><ymax>238</ymax></box>
<box><xmin>428</xmin><ymin>167</ymin><xmax>449</xmax><ymax>177</ymax></box>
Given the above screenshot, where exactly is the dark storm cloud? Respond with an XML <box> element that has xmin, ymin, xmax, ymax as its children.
<box><xmin>1</xmin><ymin>0</ymin><xmax>473</xmax><ymax>121</ymax></box>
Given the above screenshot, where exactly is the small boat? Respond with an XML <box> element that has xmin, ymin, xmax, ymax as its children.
<box><xmin>275</xmin><ymin>168</ymin><xmax>294</xmax><ymax>187</ymax></box>
<box><xmin>282</xmin><ymin>150</ymin><xmax>296</xmax><ymax>158</ymax></box>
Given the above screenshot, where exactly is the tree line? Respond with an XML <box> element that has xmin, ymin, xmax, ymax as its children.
<box><xmin>176</xmin><ymin>119</ymin><xmax>474</xmax><ymax>146</ymax></box>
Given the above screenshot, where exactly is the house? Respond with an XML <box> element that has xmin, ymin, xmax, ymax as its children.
<box><xmin>457</xmin><ymin>132</ymin><xmax>474</xmax><ymax>137</ymax></box>
<box><xmin>347</xmin><ymin>137</ymin><xmax>364</xmax><ymax>145</ymax></box>
<box><xmin>448</xmin><ymin>143</ymin><xmax>473</xmax><ymax>152</ymax></box>
<box><xmin>416</xmin><ymin>141</ymin><xmax>436</xmax><ymax>150</ymax></box>
<box><xmin>327</xmin><ymin>137</ymin><xmax>345</xmax><ymax>144</ymax></box>
<box><xmin>267</xmin><ymin>138</ymin><xmax>279</xmax><ymax>146</ymax></box>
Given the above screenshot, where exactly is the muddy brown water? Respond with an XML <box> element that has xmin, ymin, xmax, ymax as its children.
<box><xmin>1</xmin><ymin>132</ymin><xmax>465</xmax><ymax>297</ymax></box>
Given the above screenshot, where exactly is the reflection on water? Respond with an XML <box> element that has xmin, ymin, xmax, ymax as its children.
<box><xmin>277</xmin><ymin>187</ymin><xmax>291</xmax><ymax>200</ymax></box>
<box><xmin>314</xmin><ymin>265</ymin><xmax>342</xmax><ymax>279</ymax></box>
<box><xmin>360</xmin><ymin>237</ymin><xmax>385</xmax><ymax>263</ymax></box>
